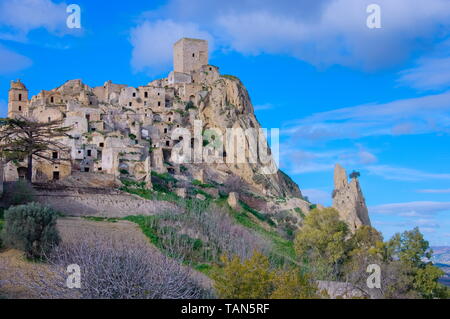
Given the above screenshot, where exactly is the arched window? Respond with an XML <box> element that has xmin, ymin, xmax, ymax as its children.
<box><xmin>18</xmin><ymin>93</ymin><xmax>22</xmax><ymax>101</ymax></box>
<box><xmin>50</xmin><ymin>97</ymin><xmax>54</xmax><ymax>103</ymax></box>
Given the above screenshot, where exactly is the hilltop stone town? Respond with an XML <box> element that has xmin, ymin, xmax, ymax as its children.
<box><xmin>0</xmin><ymin>38</ymin><xmax>370</xmax><ymax>229</ymax></box>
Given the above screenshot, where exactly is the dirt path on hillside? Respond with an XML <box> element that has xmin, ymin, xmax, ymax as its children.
<box><xmin>34</xmin><ymin>189</ymin><xmax>180</xmax><ymax>217</ymax></box>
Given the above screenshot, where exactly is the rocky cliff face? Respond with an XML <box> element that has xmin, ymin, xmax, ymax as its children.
<box><xmin>195</xmin><ymin>75</ymin><xmax>302</xmax><ymax>198</ymax></box>
<box><xmin>332</xmin><ymin>164</ymin><xmax>371</xmax><ymax>231</ymax></box>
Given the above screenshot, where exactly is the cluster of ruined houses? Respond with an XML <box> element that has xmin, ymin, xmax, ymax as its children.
<box><xmin>1</xmin><ymin>38</ymin><xmax>217</xmax><ymax>188</ymax></box>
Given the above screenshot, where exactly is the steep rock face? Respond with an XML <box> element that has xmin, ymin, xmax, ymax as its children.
<box><xmin>332</xmin><ymin>164</ymin><xmax>371</xmax><ymax>231</ymax></box>
<box><xmin>197</xmin><ymin>76</ymin><xmax>302</xmax><ymax>198</ymax></box>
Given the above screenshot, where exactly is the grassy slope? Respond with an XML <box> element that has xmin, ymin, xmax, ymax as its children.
<box><xmin>117</xmin><ymin>186</ymin><xmax>297</xmax><ymax>276</ymax></box>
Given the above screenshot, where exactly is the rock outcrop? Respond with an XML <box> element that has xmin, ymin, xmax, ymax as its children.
<box><xmin>227</xmin><ymin>192</ymin><xmax>240</xmax><ymax>210</ymax></box>
<box><xmin>196</xmin><ymin>75</ymin><xmax>302</xmax><ymax>198</ymax></box>
<box><xmin>332</xmin><ymin>164</ymin><xmax>371</xmax><ymax>231</ymax></box>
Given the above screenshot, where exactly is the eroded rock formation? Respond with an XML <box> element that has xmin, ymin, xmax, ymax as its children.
<box><xmin>332</xmin><ymin>164</ymin><xmax>371</xmax><ymax>231</ymax></box>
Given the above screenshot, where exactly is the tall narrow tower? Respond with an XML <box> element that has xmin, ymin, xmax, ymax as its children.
<box><xmin>173</xmin><ymin>38</ymin><xmax>208</xmax><ymax>74</ymax></box>
<box><xmin>8</xmin><ymin>79</ymin><xmax>29</xmax><ymax>119</ymax></box>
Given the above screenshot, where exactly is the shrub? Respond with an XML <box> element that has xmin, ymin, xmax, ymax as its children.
<box><xmin>185</xmin><ymin>101</ymin><xmax>197</xmax><ymax>111</ymax></box>
<box><xmin>213</xmin><ymin>251</ymin><xmax>320</xmax><ymax>299</ymax></box>
<box><xmin>221</xmin><ymin>175</ymin><xmax>245</xmax><ymax>194</ymax></box>
<box><xmin>120</xmin><ymin>178</ymin><xmax>146</xmax><ymax>189</ymax></box>
<box><xmin>1</xmin><ymin>203</ymin><xmax>60</xmax><ymax>260</ymax></box>
<box><xmin>126</xmin><ymin>204</ymin><xmax>268</xmax><ymax>266</ymax></box>
<box><xmin>294</xmin><ymin>207</ymin><xmax>349</xmax><ymax>280</ymax></box>
<box><xmin>49</xmin><ymin>236</ymin><xmax>205</xmax><ymax>298</ymax></box>
<box><xmin>271</xmin><ymin>269</ymin><xmax>320</xmax><ymax>299</ymax></box>
<box><xmin>240</xmin><ymin>201</ymin><xmax>275</xmax><ymax>226</ymax></box>
<box><xmin>213</xmin><ymin>251</ymin><xmax>274</xmax><ymax>299</ymax></box>
<box><xmin>151</xmin><ymin>171</ymin><xmax>177</xmax><ymax>193</ymax></box>
<box><xmin>2</xmin><ymin>180</ymin><xmax>35</xmax><ymax>206</ymax></box>
<box><xmin>192</xmin><ymin>179</ymin><xmax>214</xmax><ymax>188</ymax></box>
<box><xmin>349</xmin><ymin>171</ymin><xmax>361</xmax><ymax>179</ymax></box>
<box><xmin>3</xmin><ymin>232</ymin><xmax>207</xmax><ymax>299</ymax></box>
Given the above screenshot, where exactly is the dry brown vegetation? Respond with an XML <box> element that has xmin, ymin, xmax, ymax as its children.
<box><xmin>0</xmin><ymin>217</ymin><xmax>210</xmax><ymax>299</ymax></box>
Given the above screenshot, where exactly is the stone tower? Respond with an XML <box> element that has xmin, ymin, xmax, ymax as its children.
<box><xmin>173</xmin><ymin>38</ymin><xmax>208</xmax><ymax>73</ymax></box>
<box><xmin>332</xmin><ymin>164</ymin><xmax>371</xmax><ymax>231</ymax></box>
<box><xmin>8</xmin><ymin>79</ymin><xmax>29</xmax><ymax>119</ymax></box>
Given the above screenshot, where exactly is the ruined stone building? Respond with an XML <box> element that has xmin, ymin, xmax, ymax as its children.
<box><xmin>2</xmin><ymin>38</ymin><xmax>301</xmax><ymax>199</ymax></box>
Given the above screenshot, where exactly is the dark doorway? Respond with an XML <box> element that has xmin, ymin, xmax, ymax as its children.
<box><xmin>163</xmin><ymin>149</ymin><xmax>171</xmax><ymax>162</ymax></box>
<box><xmin>17</xmin><ymin>167</ymin><xmax>27</xmax><ymax>180</ymax></box>
<box><xmin>53</xmin><ymin>171</ymin><xmax>60</xmax><ymax>181</ymax></box>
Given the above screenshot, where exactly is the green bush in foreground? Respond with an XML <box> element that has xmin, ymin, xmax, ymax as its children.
<box><xmin>213</xmin><ymin>251</ymin><xmax>320</xmax><ymax>299</ymax></box>
<box><xmin>1</xmin><ymin>203</ymin><xmax>60</xmax><ymax>260</ymax></box>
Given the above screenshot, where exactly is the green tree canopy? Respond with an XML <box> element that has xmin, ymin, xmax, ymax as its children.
<box><xmin>294</xmin><ymin>207</ymin><xmax>349</xmax><ymax>280</ymax></box>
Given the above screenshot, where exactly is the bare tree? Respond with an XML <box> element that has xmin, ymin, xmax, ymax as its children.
<box><xmin>222</xmin><ymin>175</ymin><xmax>245</xmax><ymax>194</ymax></box>
<box><xmin>2</xmin><ymin>232</ymin><xmax>207</xmax><ymax>299</ymax></box>
<box><xmin>149</xmin><ymin>204</ymin><xmax>269</xmax><ymax>262</ymax></box>
<box><xmin>0</xmin><ymin>117</ymin><xmax>72</xmax><ymax>181</ymax></box>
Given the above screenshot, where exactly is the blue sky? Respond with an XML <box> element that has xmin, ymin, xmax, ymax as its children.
<box><xmin>0</xmin><ymin>0</ymin><xmax>449</xmax><ymax>245</ymax></box>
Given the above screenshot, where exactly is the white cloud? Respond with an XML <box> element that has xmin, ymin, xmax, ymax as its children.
<box><xmin>130</xmin><ymin>19</ymin><xmax>213</xmax><ymax>74</ymax></box>
<box><xmin>366</xmin><ymin>165</ymin><xmax>450</xmax><ymax>181</ymax></box>
<box><xmin>370</xmin><ymin>201</ymin><xmax>450</xmax><ymax>216</ymax></box>
<box><xmin>254</xmin><ymin>103</ymin><xmax>274</xmax><ymax>111</ymax></box>
<box><xmin>398</xmin><ymin>57</ymin><xmax>450</xmax><ymax>91</ymax></box>
<box><xmin>418</xmin><ymin>189</ymin><xmax>450</xmax><ymax>194</ymax></box>
<box><xmin>283</xmin><ymin>91</ymin><xmax>450</xmax><ymax>141</ymax></box>
<box><xmin>0</xmin><ymin>0</ymin><xmax>69</xmax><ymax>41</ymax></box>
<box><xmin>397</xmin><ymin>39</ymin><xmax>450</xmax><ymax>91</ymax></box>
<box><xmin>415</xmin><ymin>219</ymin><xmax>440</xmax><ymax>228</ymax></box>
<box><xmin>281</xmin><ymin>145</ymin><xmax>377</xmax><ymax>174</ymax></box>
<box><xmin>141</xmin><ymin>0</ymin><xmax>450</xmax><ymax>70</ymax></box>
<box><xmin>0</xmin><ymin>45</ymin><xmax>32</xmax><ymax>74</ymax></box>
<box><xmin>419</xmin><ymin>227</ymin><xmax>438</xmax><ymax>233</ymax></box>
